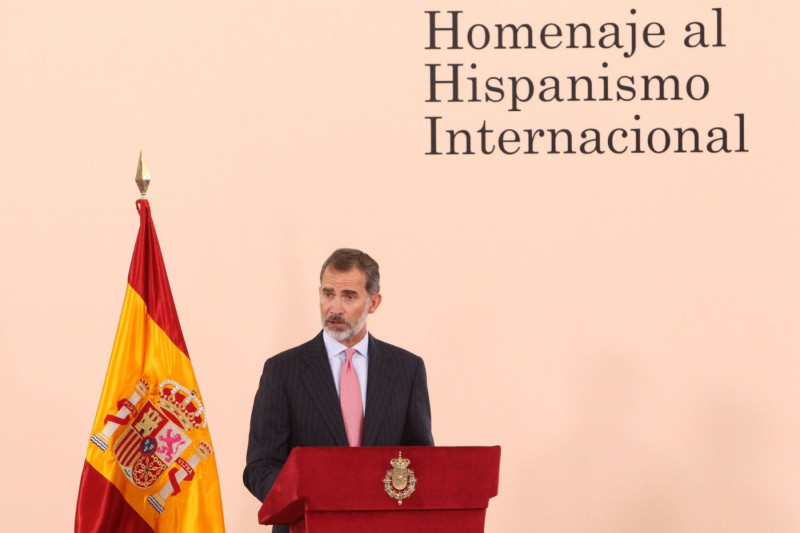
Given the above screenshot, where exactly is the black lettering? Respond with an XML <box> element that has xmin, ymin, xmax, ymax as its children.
<box><xmin>568</xmin><ymin>76</ymin><xmax>595</xmax><ymax>101</ymax></box>
<box><xmin>477</xmin><ymin>121</ymin><xmax>495</xmax><ymax>154</ymax></box>
<box><xmin>426</xmin><ymin>11</ymin><xmax>462</xmax><ymax>49</ymax></box>
<box><xmin>580</xmin><ymin>129</ymin><xmax>604</xmax><ymax>154</ymax></box>
<box><xmin>495</xmin><ymin>23</ymin><xmax>535</xmax><ymax>49</ymax></box>
<box><xmin>498</xmin><ymin>129</ymin><xmax>521</xmax><ymax>154</ymax></box>
<box><xmin>641</xmin><ymin>75</ymin><xmax>681</xmax><ymax>101</ymax></box>
<box><xmin>485</xmin><ymin>77</ymin><xmax>505</xmax><ymax>102</ymax></box>
<box><xmin>686</xmin><ymin>75</ymin><xmax>709</xmax><ymax>101</ymax></box>
<box><xmin>642</xmin><ymin>22</ymin><xmax>665</xmax><ymax>48</ymax></box>
<box><xmin>427</xmin><ymin>64</ymin><xmax>462</xmax><ymax>103</ymax></box>
<box><xmin>566</xmin><ymin>23</ymin><xmax>593</xmax><ymax>48</ymax></box>
<box><xmin>509</xmin><ymin>77</ymin><xmax>534</xmax><ymax>111</ymax></box>
<box><xmin>525</xmin><ymin>129</ymin><xmax>546</xmax><ymax>154</ymax></box>
<box><xmin>616</xmin><ymin>76</ymin><xmax>636</xmax><ymax>101</ymax></box>
<box><xmin>467</xmin><ymin>23</ymin><xmax>491</xmax><ymax>49</ymax></box>
<box><xmin>548</xmin><ymin>129</ymin><xmax>575</xmax><ymax>154</ymax></box>
<box><xmin>674</xmin><ymin>128</ymin><xmax>701</xmax><ymax>153</ymax></box>
<box><xmin>540</xmin><ymin>23</ymin><xmax>563</xmax><ymax>49</ymax></box>
<box><xmin>425</xmin><ymin>116</ymin><xmax>442</xmax><ymax>155</ymax></box>
<box><xmin>448</xmin><ymin>128</ymin><xmax>474</xmax><ymax>154</ymax></box>
<box><xmin>647</xmin><ymin>128</ymin><xmax>670</xmax><ymax>153</ymax></box>
<box><xmin>608</xmin><ymin>128</ymin><xmax>628</xmax><ymax>154</ymax></box>
<box><xmin>735</xmin><ymin>113</ymin><xmax>747</xmax><ymax>152</ymax></box>
<box><xmin>707</xmin><ymin>127</ymin><xmax>730</xmax><ymax>153</ymax></box>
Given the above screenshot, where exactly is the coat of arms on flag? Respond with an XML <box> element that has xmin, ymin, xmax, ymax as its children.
<box><xmin>75</xmin><ymin>154</ymin><xmax>225</xmax><ymax>532</ymax></box>
<box><xmin>90</xmin><ymin>378</ymin><xmax>213</xmax><ymax>513</ymax></box>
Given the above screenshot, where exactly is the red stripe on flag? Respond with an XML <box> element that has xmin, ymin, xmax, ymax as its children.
<box><xmin>127</xmin><ymin>200</ymin><xmax>189</xmax><ymax>356</ymax></box>
<box><xmin>75</xmin><ymin>461</ymin><xmax>153</xmax><ymax>533</ymax></box>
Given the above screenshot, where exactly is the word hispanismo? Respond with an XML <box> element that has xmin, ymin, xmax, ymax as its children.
<box><xmin>427</xmin><ymin>62</ymin><xmax>709</xmax><ymax>113</ymax></box>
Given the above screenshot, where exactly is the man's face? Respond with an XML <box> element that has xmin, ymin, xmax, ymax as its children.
<box><xmin>319</xmin><ymin>266</ymin><xmax>381</xmax><ymax>347</ymax></box>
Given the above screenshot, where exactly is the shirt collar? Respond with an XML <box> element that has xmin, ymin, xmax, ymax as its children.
<box><xmin>322</xmin><ymin>330</ymin><xmax>370</xmax><ymax>360</ymax></box>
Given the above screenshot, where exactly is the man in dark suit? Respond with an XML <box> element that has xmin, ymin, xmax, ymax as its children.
<box><xmin>244</xmin><ymin>248</ymin><xmax>434</xmax><ymax>530</ymax></box>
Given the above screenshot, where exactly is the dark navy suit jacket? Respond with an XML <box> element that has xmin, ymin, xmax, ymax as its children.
<box><xmin>244</xmin><ymin>332</ymin><xmax>434</xmax><ymax>509</ymax></box>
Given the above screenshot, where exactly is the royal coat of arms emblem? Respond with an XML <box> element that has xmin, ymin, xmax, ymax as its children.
<box><xmin>90</xmin><ymin>379</ymin><xmax>214</xmax><ymax>513</ymax></box>
<box><xmin>383</xmin><ymin>452</ymin><xmax>417</xmax><ymax>505</ymax></box>
<box><xmin>113</xmin><ymin>398</ymin><xmax>192</xmax><ymax>488</ymax></box>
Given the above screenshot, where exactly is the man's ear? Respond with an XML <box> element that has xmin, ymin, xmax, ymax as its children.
<box><xmin>368</xmin><ymin>293</ymin><xmax>382</xmax><ymax>313</ymax></box>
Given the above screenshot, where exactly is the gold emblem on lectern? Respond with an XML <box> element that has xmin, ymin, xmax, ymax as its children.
<box><xmin>383</xmin><ymin>452</ymin><xmax>416</xmax><ymax>505</ymax></box>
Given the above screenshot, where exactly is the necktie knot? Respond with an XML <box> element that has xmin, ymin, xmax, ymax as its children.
<box><xmin>344</xmin><ymin>347</ymin><xmax>356</xmax><ymax>362</ymax></box>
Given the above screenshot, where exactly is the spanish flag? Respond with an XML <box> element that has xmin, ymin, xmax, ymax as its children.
<box><xmin>75</xmin><ymin>194</ymin><xmax>225</xmax><ymax>532</ymax></box>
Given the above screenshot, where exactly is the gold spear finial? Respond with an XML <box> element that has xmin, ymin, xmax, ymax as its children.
<box><xmin>135</xmin><ymin>151</ymin><xmax>151</xmax><ymax>198</ymax></box>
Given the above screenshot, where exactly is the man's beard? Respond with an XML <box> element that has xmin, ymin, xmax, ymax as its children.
<box><xmin>322</xmin><ymin>305</ymin><xmax>370</xmax><ymax>342</ymax></box>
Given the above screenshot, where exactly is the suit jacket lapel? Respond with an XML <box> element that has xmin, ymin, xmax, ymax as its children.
<box><xmin>300</xmin><ymin>333</ymin><xmax>349</xmax><ymax>446</ymax></box>
<box><xmin>363</xmin><ymin>334</ymin><xmax>393</xmax><ymax>446</ymax></box>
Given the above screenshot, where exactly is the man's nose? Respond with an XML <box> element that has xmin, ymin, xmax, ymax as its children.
<box><xmin>330</xmin><ymin>298</ymin><xmax>345</xmax><ymax>313</ymax></box>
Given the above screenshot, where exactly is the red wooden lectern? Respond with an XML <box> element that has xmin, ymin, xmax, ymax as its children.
<box><xmin>258</xmin><ymin>446</ymin><xmax>501</xmax><ymax>533</ymax></box>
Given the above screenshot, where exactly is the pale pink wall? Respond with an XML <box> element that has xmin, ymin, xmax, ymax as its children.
<box><xmin>2</xmin><ymin>1</ymin><xmax>799</xmax><ymax>532</ymax></box>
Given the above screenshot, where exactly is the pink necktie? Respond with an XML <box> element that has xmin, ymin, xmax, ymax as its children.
<box><xmin>340</xmin><ymin>348</ymin><xmax>364</xmax><ymax>447</ymax></box>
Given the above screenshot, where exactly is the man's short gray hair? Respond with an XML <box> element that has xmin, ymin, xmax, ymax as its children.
<box><xmin>320</xmin><ymin>248</ymin><xmax>380</xmax><ymax>295</ymax></box>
